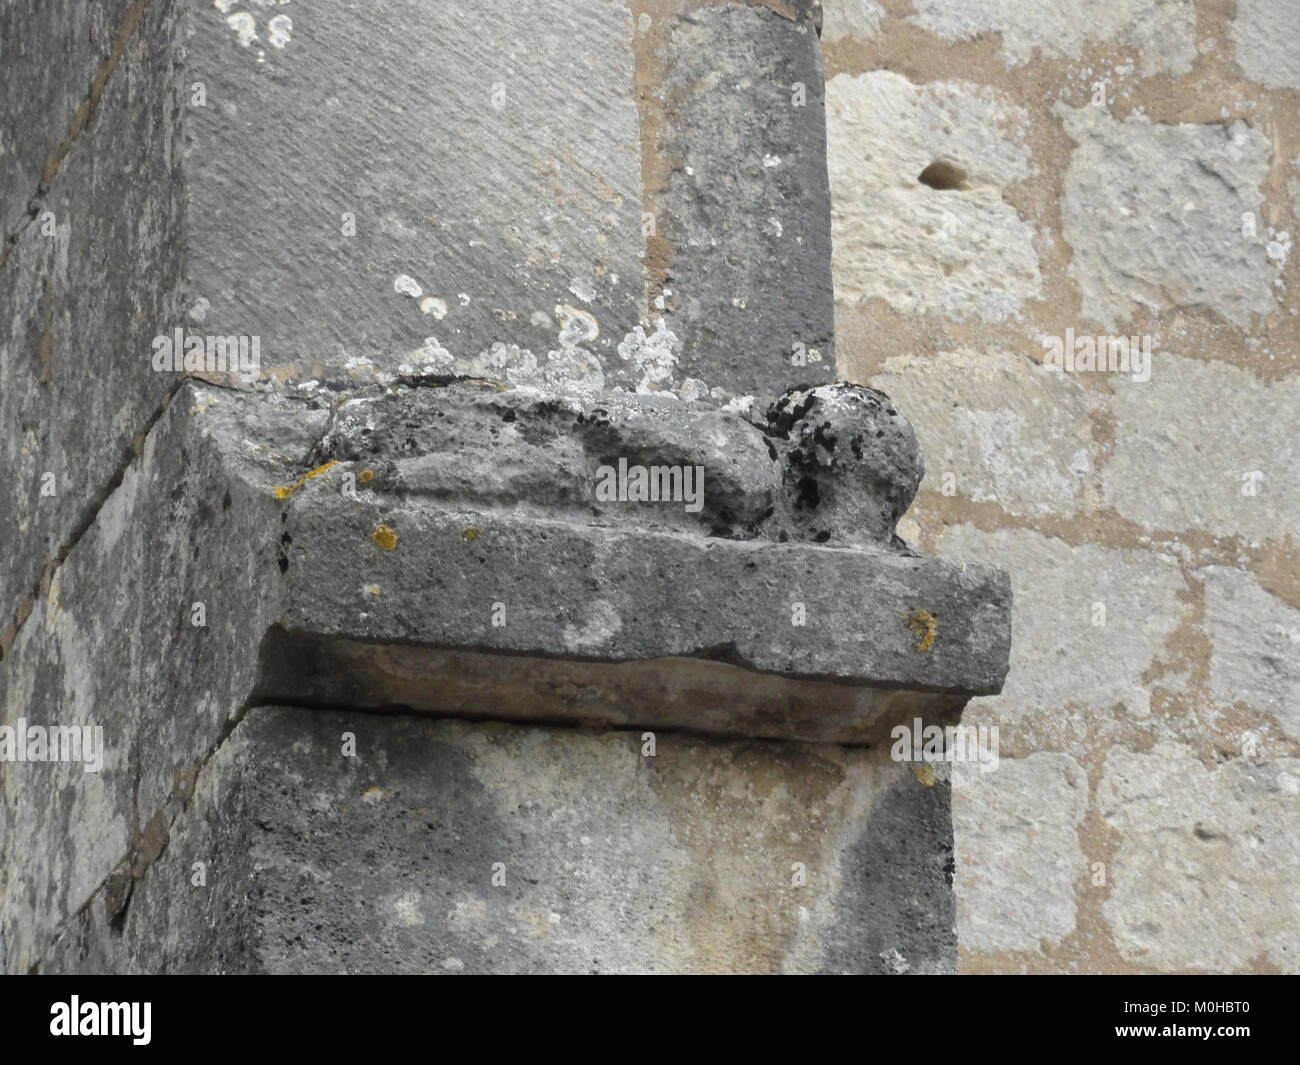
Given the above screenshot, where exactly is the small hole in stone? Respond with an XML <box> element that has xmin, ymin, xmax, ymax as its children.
<box><xmin>918</xmin><ymin>161</ymin><xmax>967</xmax><ymax>190</ymax></box>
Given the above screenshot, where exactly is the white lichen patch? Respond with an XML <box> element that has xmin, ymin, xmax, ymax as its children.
<box><xmin>226</xmin><ymin>12</ymin><xmax>258</xmax><ymax>47</ymax></box>
<box><xmin>417</xmin><ymin>336</ymin><xmax>455</xmax><ymax>370</ymax></box>
<box><xmin>393</xmin><ymin>274</ymin><xmax>423</xmax><ymax>299</ymax></box>
<box><xmin>555</xmin><ymin>303</ymin><xmax>599</xmax><ymax>345</ymax></box>
<box><xmin>392</xmin><ymin>891</ymin><xmax>426</xmax><ymax>927</ymax></box>
<box><xmin>616</xmin><ymin>318</ymin><xmax>680</xmax><ymax>393</ymax></box>
<box><xmin>419</xmin><ymin>296</ymin><xmax>448</xmax><ymax>319</ymax></box>
<box><xmin>267</xmin><ymin>14</ymin><xmax>292</xmax><ymax>49</ymax></box>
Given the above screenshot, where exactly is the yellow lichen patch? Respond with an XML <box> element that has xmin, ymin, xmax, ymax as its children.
<box><xmin>362</xmin><ymin>786</ymin><xmax>387</xmax><ymax>805</ymax></box>
<box><xmin>371</xmin><ymin>524</ymin><xmax>397</xmax><ymax>551</ymax></box>
<box><xmin>904</xmin><ymin>609</ymin><xmax>937</xmax><ymax>653</ymax></box>
<box><xmin>358</xmin><ymin>469</ymin><xmax>374</xmax><ymax>483</ymax></box>
<box><xmin>273</xmin><ymin>459</ymin><xmax>339</xmax><ymax>499</ymax></box>
<box><xmin>913</xmin><ymin>765</ymin><xmax>937</xmax><ymax>787</ymax></box>
<box><xmin>460</xmin><ymin>527</ymin><xmax>480</xmax><ymax>542</ymax></box>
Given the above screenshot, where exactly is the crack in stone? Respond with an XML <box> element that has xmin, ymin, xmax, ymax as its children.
<box><xmin>0</xmin><ymin>0</ymin><xmax>156</xmax><ymax>272</ymax></box>
<box><xmin>0</xmin><ymin>378</ymin><xmax>184</xmax><ymax>661</ymax></box>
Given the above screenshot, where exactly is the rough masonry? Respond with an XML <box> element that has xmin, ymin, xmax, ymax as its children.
<box><xmin>1</xmin><ymin>0</ymin><xmax>1012</xmax><ymax>974</ymax></box>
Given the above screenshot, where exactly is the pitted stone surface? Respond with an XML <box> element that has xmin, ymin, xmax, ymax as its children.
<box><xmin>3</xmin><ymin>0</ymin><xmax>1016</xmax><ymax>979</ymax></box>
<box><xmin>825</xmin><ymin>71</ymin><xmax>1039</xmax><ymax>324</ymax></box>
<box><xmin>907</xmin><ymin>0</ymin><xmax>1197</xmax><ymax>76</ymax></box>
<box><xmin>1099</xmin><ymin>743</ymin><xmax>1300</xmax><ymax>972</ymax></box>
<box><xmin>313</xmin><ymin>384</ymin><xmax>783</xmax><ymax>541</ymax></box>
<box><xmin>41</xmin><ymin>706</ymin><xmax>959</xmax><ymax>975</ymax></box>
<box><xmin>277</xmin><ymin>471</ymin><xmax>1010</xmax><ymax>701</ymax></box>
<box><xmin>766</xmin><ymin>382</ymin><xmax>923</xmax><ymax>547</ymax></box>
<box><xmin>1233</xmin><ymin>0</ymin><xmax>1300</xmax><ymax>90</ymax></box>
<box><xmin>1055</xmin><ymin>104</ymin><xmax>1275</xmax><ymax>330</ymax></box>
<box><xmin>310</xmin><ymin>379</ymin><xmax>925</xmax><ymax>549</ymax></box>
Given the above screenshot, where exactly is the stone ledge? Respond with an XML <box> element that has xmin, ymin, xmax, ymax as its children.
<box><xmin>189</xmin><ymin>379</ymin><xmax>1012</xmax><ymax>744</ymax></box>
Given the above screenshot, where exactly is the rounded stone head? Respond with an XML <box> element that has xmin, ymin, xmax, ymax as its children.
<box><xmin>765</xmin><ymin>382</ymin><xmax>924</xmax><ymax>548</ymax></box>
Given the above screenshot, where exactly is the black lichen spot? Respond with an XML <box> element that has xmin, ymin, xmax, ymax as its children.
<box><xmin>795</xmin><ymin>474</ymin><xmax>820</xmax><ymax>511</ymax></box>
<box><xmin>813</xmin><ymin>529</ymin><xmax>831</xmax><ymax>543</ymax></box>
<box><xmin>222</xmin><ymin>489</ymin><xmax>232</xmax><ymax>510</ymax></box>
<box><xmin>812</xmin><ymin>420</ymin><xmax>837</xmax><ymax>452</ymax></box>
<box><xmin>766</xmin><ymin>389</ymin><xmax>819</xmax><ymax>439</ymax></box>
<box><xmin>764</xmin><ymin>437</ymin><xmax>778</xmax><ymax>461</ymax></box>
<box><xmin>503</xmin><ymin>409</ymin><xmax>516</xmax><ymax>422</ymax></box>
<box><xmin>850</xmin><ymin>435</ymin><xmax>864</xmax><ymax>459</ymax></box>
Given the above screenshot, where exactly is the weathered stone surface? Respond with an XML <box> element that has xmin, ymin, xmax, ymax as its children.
<box><xmin>953</xmin><ymin>753</ymin><xmax>1089</xmax><ymax>954</ymax></box>
<box><xmin>1202</xmin><ymin>567</ymin><xmax>1300</xmax><ymax>742</ymax></box>
<box><xmin>255</xmin><ymin>632</ymin><xmax>970</xmax><ymax>747</ymax></box>
<box><xmin>937</xmin><ymin>526</ymin><xmax>1190</xmax><ymax>722</ymax></box>
<box><xmin>658</xmin><ymin>3</ymin><xmax>835</xmax><ymax>398</ymax></box>
<box><xmin>0</xmin><ymin>0</ymin><xmax>126</xmax><ymax>241</ymax></box>
<box><xmin>3</xmin><ymin>0</ymin><xmax>1016</xmax><ymax>978</ymax></box>
<box><xmin>820</xmin><ymin>0</ymin><xmax>883</xmax><ymax>43</ymax></box>
<box><xmin>309</xmin><ymin>379</ymin><xmax>923</xmax><ymax>548</ymax></box>
<box><xmin>1056</xmin><ymin>105</ymin><xmax>1276</xmax><ymax>330</ymax></box>
<box><xmin>908</xmin><ymin>0</ymin><xmax>1197</xmax><ymax>75</ymax></box>
<box><xmin>0</xmin><ymin>383</ymin><xmax>327</xmax><ymax>973</ymax></box>
<box><xmin>766</xmin><ymin>382</ymin><xmax>923</xmax><ymax>546</ymax></box>
<box><xmin>1233</xmin><ymin>0</ymin><xmax>1300</xmax><ymax>90</ymax></box>
<box><xmin>825</xmin><ymin>71</ymin><xmax>1039</xmax><ymax>323</ymax></box>
<box><xmin>273</xmin><ymin>391</ymin><xmax>1008</xmax><ymax>718</ymax></box>
<box><xmin>42</xmin><ymin>706</ymin><xmax>959</xmax><ymax>974</ymax></box>
<box><xmin>1102</xmin><ymin>353</ymin><xmax>1300</xmax><ymax>542</ymax></box>
<box><xmin>278</xmin><ymin>483</ymin><xmax>1008</xmax><ymax>720</ymax></box>
<box><xmin>871</xmin><ymin>349</ymin><xmax>1095</xmax><ymax>519</ymax></box>
<box><xmin>0</xmin><ymin>0</ymin><xmax>184</xmax><ymax>628</ymax></box>
<box><xmin>1099</xmin><ymin>743</ymin><xmax>1300</xmax><ymax>972</ymax></box>
<box><xmin>184</xmin><ymin>0</ymin><xmax>646</xmax><ymax>388</ymax></box>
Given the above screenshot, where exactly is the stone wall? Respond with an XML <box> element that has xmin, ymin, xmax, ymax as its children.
<box><xmin>1</xmin><ymin>0</ymin><xmax>1295</xmax><ymax>974</ymax></box>
<box><xmin>821</xmin><ymin>0</ymin><xmax>1299</xmax><ymax>972</ymax></box>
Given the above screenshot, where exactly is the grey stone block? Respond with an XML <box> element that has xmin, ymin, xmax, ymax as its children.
<box><xmin>0</xmin><ymin>383</ymin><xmax>326</xmax><ymax>971</ymax></box>
<box><xmin>658</xmin><ymin>3</ymin><xmax>836</xmax><ymax>399</ymax></box>
<box><xmin>0</xmin><ymin>0</ymin><xmax>127</xmax><ymax>241</ymax></box>
<box><xmin>0</xmin><ymin>0</ymin><xmax>184</xmax><ymax>629</ymax></box>
<box><xmin>183</xmin><ymin>0</ymin><xmax>647</xmax><ymax>388</ymax></box>
<box><xmin>42</xmin><ymin>706</ymin><xmax>957</xmax><ymax>974</ymax></box>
